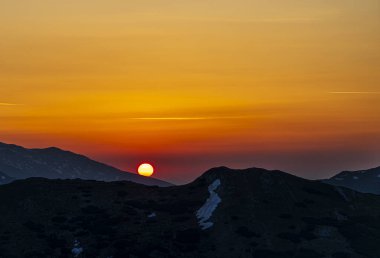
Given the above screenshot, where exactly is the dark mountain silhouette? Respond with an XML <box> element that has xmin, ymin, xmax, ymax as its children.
<box><xmin>0</xmin><ymin>142</ymin><xmax>171</xmax><ymax>187</ymax></box>
<box><xmin>1</xmin><ymin>166</ymin><xmax>380</xmax><ymax>258</ymax></box>
<box><xmin>324</xmin><ymin>166</ymin><xmax>380</xmax><ymax>195</ymax></box>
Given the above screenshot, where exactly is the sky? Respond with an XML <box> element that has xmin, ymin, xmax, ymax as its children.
<box><xmin>0</xmin><ymin>0</ymin><xmax>379</xmax><ymax>184</ymax></box>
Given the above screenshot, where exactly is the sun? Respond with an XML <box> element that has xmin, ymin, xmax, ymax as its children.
<box><xmin>138</xmin><ymin>163</ymin><xmax>154</xmax><ymax>177</ymax></box>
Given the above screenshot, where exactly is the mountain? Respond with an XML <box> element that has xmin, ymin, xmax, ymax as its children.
<box><xmin>0</xmin><ymin>142</ymin><xmax>171</xmax><ymax>187</ymax></box>
<box><xmin>1</xmin><ymin>166</ymin><xmax>380</xmax><ymax>258</ymax></box>
<box><xmin>324</xmin><ymin>166</ymin><xmax>380</xmax><ymax>195</ymax></box>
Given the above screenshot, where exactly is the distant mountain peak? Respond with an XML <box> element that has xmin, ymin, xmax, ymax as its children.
<box><xmin>324</xmin><ymin>166</ymin><xmax>380</xmax><ymax>195</ymax></box>
<box><xmin>40</xmin><ymin>146</ymin><xmax>65</xmax><ymax>152</ymax></box>
<box><xmin>201</xmin><ymin>166</ymin><xmax>291</xmax><ymax>178</ymax></box>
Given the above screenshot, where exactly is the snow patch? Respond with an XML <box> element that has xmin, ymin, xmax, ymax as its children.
<box><xmin>335</xmin><ymin>187</ymin><xmax>350</xmax><ymax>202</ymax></box>
<box><xmin>72</xmin><ymin>240</ymin><xmax>83</xmax><ymax>257</ymax></box>
<box><xmin>147</xmin><ymin>212</ymin><xmax>156</xmax><ymax>218</ymax></box>
<box><xmin>334</xmin><ymin>177</ymin><xmax>344</xmax><ymax>181</ymax></box>
<box><xmin>196</xmin><ymin>179</ymin><xmax>222</xmax><ymax>230</ymax></box>
<box><xmin>353</xmin><ymin>176</ymin><xmax>359</xmax><ymax>180</ymax></box>
<box><xmin>377</xmin><ymin>174</ymin><xmax>380</xmax><ymax>178</ymax></box>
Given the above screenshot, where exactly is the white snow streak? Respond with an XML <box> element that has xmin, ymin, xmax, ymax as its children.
<box><xmin>196</xmin><ymin>179</ymin><xmax>222</xmax><ymax>230</ymax></box>
<box><xmin>147</xmin><ymin>212</ymin><xmax>156</xmax><ymax>218</ymax></box>
<box><xmin>72</xmin><ymin>240</ymin><xmax>83</xmax><ymax>257</ymax></box>
<box><xmin>335</xmin><ymin>187</ymin><xmax>350</xmax><ymax>202</ymax></box>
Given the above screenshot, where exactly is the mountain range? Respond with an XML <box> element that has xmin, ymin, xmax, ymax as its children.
<box><xmin>0</xmin><ymin>142</ymin><xmax>171</xmax><ymax>187</ymax></box>
<box><xmin>2</xmin><ymin>141</ymin><xmax>380</xmax><ymax>196</ymax></box>
<box><xmin>1</xmin><ymin>167</ymin><xmax>380</xmax><ymax>258</ymax></box>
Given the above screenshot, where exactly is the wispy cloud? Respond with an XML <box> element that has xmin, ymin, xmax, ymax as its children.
<box><xmin>329</xmin><ymin>92</ymin><xmax>380</xmax><ymax>94</ymax></box>
<box><xmin>129</xmin><ymin>116</ymin><xmax>249</xmax><ymax>121</ymax></box>
<box><xmin>131</xmin><ymin>117</ymin><xmax>209</xmax><ymax>121</ymax></box>
<box><xmin>0</xmin><ymin>102</ymin><xmax>22</xmax><ymax>106</ymax></box>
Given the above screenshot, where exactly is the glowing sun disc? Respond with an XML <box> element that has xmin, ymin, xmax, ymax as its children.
<box><xmin>138</xmin><ymin>163</ymin><xmax>154</xmax><ymax>177</ymax></box>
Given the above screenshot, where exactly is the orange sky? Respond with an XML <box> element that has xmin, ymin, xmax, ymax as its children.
<box><xmin>1</xmin><ymin>0</ymin><xmax>379</xmax><ymax>183</ymax></box>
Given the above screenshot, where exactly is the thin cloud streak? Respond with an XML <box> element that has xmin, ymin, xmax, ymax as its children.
<box><xmin>329</xmin><ymin>92</ymin><xmax>380</xmax><ymax>94</ymax></box>
<box><xmin>0</xmin><ymin>102</ymin><xmax>22</xmax><ymax>106</ymax></box>
<box><xmin>130</xmin><ymin>116</ymin><xmax>250</xmax><ymax>121</ymax></box>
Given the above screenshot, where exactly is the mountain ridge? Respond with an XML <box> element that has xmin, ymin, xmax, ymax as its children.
<box><xmin>324</xmin><ymin>166</ymin><xmax>380</xmax><ymax>195</ymax></box>
<box><xmin>0</xmin><ymin>141</ymin><xmax>172</xmax><ymax>187</ymax></box>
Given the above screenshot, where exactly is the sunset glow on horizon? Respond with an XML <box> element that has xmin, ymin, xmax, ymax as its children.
<box><xmin>1</xmin><ymin>0</ymin><xmax>379</xmax><ymax>183</ymax></box>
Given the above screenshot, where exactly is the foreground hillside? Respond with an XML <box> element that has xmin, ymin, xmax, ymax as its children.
<box><xmin>0</xmin><ymin>142</ymin><xmax>171</xmax><ymax>187</ymax></box>
<box><xmin>1</xmin><ymin>167</ymin><xmax>380</xmax><ymax>258</ymax></box>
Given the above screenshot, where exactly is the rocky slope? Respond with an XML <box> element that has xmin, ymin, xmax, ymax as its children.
<box><xmin>0</xmin><ymin>171</ymin><xmax>13</xmax><ymax>184</ymax></box>
<box><xmin>1</xmin><ymin>167</ymin><xmax>380</xmax><ymax>258</ymax></box>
